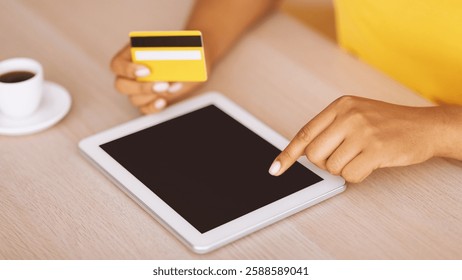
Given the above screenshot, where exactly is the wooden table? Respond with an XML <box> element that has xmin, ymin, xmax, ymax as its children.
<box><xmin>1</xmin><ymin>0</ymin><xmax>461</xmax><ymax>259</ymax></box>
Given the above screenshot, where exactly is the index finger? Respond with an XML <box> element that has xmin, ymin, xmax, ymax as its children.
<box><xmin>268</xmin><ymin>107</ymin><xmax>336</xmax><ymax>176</ymax></box>
<box><xmin>110</xmin><ymin>44</ymin><xmax>150</xmax><ymax>79</ymax></box>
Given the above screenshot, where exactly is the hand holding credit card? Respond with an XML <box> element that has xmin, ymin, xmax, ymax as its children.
<box><xmin>130</xmin><ymin>31</ymin><xmax>208</xmax><ymax>82</ymax></box>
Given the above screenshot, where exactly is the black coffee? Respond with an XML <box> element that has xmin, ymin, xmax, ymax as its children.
<box><xmin>0</xmin><ymin>71</ymin><xmax>35</xmax><ymax>83</ymax></box>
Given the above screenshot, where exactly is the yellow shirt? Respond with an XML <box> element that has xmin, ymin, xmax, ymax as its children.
<box><xmin>334</xmin><ymin>0</ymin><xmax>462</xmax><ymax>105</ymax></box>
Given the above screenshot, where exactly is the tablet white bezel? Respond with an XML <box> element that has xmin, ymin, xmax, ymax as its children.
<box><xmin>79</xmin><ymin>92</ymin><xmax>345</xmax><ymax>253</ymax></box>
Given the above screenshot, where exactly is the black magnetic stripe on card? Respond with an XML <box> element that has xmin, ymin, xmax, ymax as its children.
<box><xmin>130</xmin><ymin>36</ymin><xmax>202</xmax><ymax>47</ymax></box>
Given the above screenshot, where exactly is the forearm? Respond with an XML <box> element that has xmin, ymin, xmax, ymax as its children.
<box><xmin>432</xmin><ymin>105</ymin><xmax>462</xmax><ymax>160</ymax></box>
<box><xmin>185</xmin><ymin>0</ymin><xmax>281</xmax><ymax>68</ymax></box>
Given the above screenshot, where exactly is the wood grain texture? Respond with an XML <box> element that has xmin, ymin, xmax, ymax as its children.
<box><xmin>1</xmin><ymin>0</ymin><xmax>461</xmax><ymax>259</ymax></box>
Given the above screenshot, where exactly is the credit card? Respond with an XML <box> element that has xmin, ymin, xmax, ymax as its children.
<box><xmin>130</xmin><ymin>30</ymin><xmax>207</xmax><ymax>82</ymax></box>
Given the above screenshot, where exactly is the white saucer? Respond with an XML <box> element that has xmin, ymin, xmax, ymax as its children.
<box><xmin>0</xmin><ymin>81</ymin><xmax>72</xmax><ymax>136</ymax></box>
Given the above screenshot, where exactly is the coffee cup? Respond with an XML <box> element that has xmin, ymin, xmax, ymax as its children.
<box><xmin>0</xmin><ymin>58</ymin><xmax>44</xmax><ymax>118</ymax></box>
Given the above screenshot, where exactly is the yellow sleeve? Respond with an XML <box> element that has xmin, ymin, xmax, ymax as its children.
<box><xmin>335</xmin><ymin>0</ymin><xmax>462</xmax><ymax>105</ymax></box>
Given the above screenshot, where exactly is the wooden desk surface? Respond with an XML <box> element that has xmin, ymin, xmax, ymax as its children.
<box><xmin>1</xmin><ymin>0</ymin><xmax>461</xmax><ymax>259</ymax></box>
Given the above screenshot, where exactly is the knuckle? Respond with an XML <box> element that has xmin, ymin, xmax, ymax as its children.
<box><xmin>305</xmin><ymin>146</ymin><xmax>322</xmax><ymax>166</ymax></box>
<box><xmin>114</xmin><ymin>78</ymin><xmax>123</xmax><ymax>90</ymax></box>
<box><xmin>342</xmin><ymin>167</ymin><xmax>368</xmax><ymax>183</ymax></box>
<box><xmin>371</xmin><ymin>140</ymin><xmax>385</xmax><ymax>151</ymax></box>
<box><xmin>326</xmin><ymin>157</ymin><xmax>342</xmax><ymax>175</ymax></box>
<box><xmin>141</xmin><ymin>104</ymin><xmax>154</xmax><ymax>114</ymax></box>
<box><xmin>365</xmin><ymin>140</ymin><xmax>385</xmax><ymax>156</ymax></box>
<box><xmin>129</xmin><ymin>96</ymin><xmax>139</xmax><ymax>106</ymax></box>
<box><xmin>297</xmin><ymin>126</ymin><xmax>313</xmax><ymax>142</ymax></box>
<box><xmin>345</xmin><ymin>108</ymin><xmax>367</xmax><ymax>124</ymax></box>
<box><xmin>348</xmin><ymin>176</ymin><xmax>362</xmax><ymax>184</ymax></box>
<box><xmin>114</xmin><ymin>79</ymin><xmax>132</xmax><ymax>95</ymax></box>
<box><xmin>335</xmin><ymin>95</ymin><xmax>357</xmax><ymax>107</ymax></box>
<box><xmin>281</xmin><ymin>149</ymin><xmax>296</xmax><ymax>161</ymax></box>
<box><xmin>139</xmin><ymin>107</ymin><xmax>149</xmax><ymax>115</ymax></box>
<box><xmin>341</xmin><ymin>170</ymin><xmax>360</xmax><ymax>183</ymax></box>
<box><xmin>137</xmin><ymin>82</ymin><xmax>146</xmax><ymax>93</ymax></box>
<box><xmin>143</xmin><ymin>82</ymin><xmax>155</xmax><ymax>94</ymax></box>
<box><xmin>361</xmin><ymin>124</ymin><xmax>375</xmax><ymax>138</ymax></box>
<box><xmin>348</xmin><ymin>107</ymin><xmax>363</xmax><ymax>118</ymax></box>
<box><xmin>110</xmin><ymin>56</ymin><xmax>119</xmax><ymax>72</ymax></box>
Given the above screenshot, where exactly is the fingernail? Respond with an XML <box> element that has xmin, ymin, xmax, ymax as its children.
<box><xmin>152</xmin><ymin>82</ymin><xmax>169</xmax><ymax>93</ymax></box>
<box><xmin>167</xmin><ymin>82</ymin><xmax>183</xmax><ymax>94</ymax></box>
<box><xmin>268</xmin><ymin>161</ymin><xmax>281</xmax><ymax>176</ymax></box>
<box><xmin>154</xmin><ymin>98</ymin><xmax>167</xmax><ymax>110</ymax></box>
<box><xmin>135</xmin><ymin>67</ymin><xmax>150</xmax><ymax>77</ymax></box>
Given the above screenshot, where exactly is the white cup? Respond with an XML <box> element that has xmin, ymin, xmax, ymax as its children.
<box><xmin>0</xmin><ymin>58</ymin><xmax>44</xmax><ymax>118</ymax></box>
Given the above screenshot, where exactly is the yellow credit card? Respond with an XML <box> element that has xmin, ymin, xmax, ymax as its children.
<box><xmin>130</xmin><ymin>30</ymin><xmax>207</xmax><ymax>82</ymax></box>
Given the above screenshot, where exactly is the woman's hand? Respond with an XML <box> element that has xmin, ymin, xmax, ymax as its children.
<box><xmin>269</xmin><ymin>95</ymin><xmax>451</xmax><ymax>183</ymax></box>
<box><xmin>109</xmin><ymin>0</ymin><xmax>280</xmax><ymax>114</ymax></box>
<box><xmin>110</xmin><ymin>44</ymin><xmax>205</xmax><ymax>114</ymax></box>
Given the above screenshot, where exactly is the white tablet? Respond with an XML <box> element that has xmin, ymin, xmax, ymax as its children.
<box><xmin>79</xmin><ymin>92</ymin><xmax>345</xmax><ymax>254</ymax></box>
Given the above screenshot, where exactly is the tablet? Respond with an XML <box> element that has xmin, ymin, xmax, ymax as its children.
<box><xmin>79</xmin><ymin>92</ymin><xmax>345</xmax><ymax>253</ymax></box>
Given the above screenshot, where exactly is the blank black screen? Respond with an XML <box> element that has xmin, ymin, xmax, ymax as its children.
<box><xmin>100</xmin><ymin>105</ymin><xmax>322</xmax><ymax>233</ymax></box>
